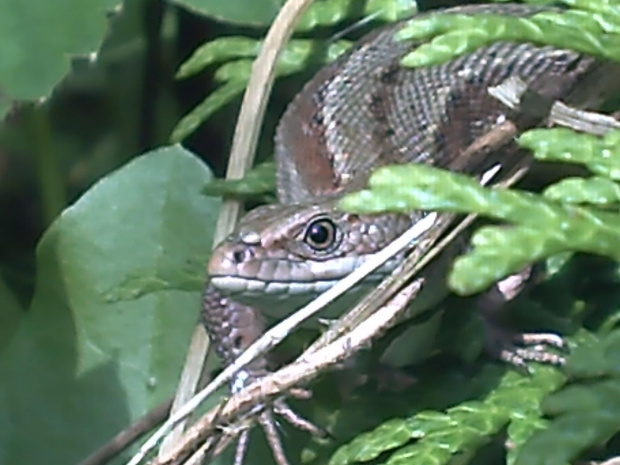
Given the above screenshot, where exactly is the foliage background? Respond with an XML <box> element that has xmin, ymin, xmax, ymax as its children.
<box><xmin>1</xmin><ymin>1</ymin><xmax>619</xmax><ymax>465</ymax></box>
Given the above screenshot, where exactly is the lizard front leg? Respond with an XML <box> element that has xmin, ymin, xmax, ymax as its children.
<box><xmin>201</xmin><ymin>283</ymin><xmax>326</xmax><ymax>465</ymax></box>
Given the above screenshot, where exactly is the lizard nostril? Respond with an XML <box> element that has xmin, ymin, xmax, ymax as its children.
<box><xmin>231</xmin><ymin>247</ymin><xmax>253</xmax><ymax>264</ymax></box>
<box><xmin>233</xmin><ymin>335</ymin><xmax>244</xmax><ymax>350</ymax></box>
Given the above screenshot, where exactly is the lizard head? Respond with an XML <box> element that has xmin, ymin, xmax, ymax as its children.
<box><xmin>208</xmin><ymin>202</ymin><xmax>417</xmax><ymax>317</ymax></box>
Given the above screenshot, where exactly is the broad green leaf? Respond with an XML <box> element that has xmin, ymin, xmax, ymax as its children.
<box><xmin>0</xmin><ymin>0</ymin><xmax>120</xmax><ymax>119</ymax></box>
<box><xmin>0</xmin><ymin>145</ymin><xmax>219</xmax><ymax>464</ymax></box>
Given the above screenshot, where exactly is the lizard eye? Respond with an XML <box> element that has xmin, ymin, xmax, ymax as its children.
<box><xmin>304</xmin><ymin>218</ymin><xmax>337</xmax><ymax>251</ymax></box>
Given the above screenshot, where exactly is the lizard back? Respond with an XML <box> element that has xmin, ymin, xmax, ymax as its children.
<box><xmin>275</xmin><ymin>4</ymin><xmax>618</xmax><ymax>204</ymax></box>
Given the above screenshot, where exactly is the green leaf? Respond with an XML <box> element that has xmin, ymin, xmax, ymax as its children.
<box><xmin>176</xmin><ymin>37</ymin><xmax>263</xmax><ymax>79</ymax></box>
<box><xmin>0</xmin><ymin>0</ymin><xmax>119</xmax><ymax>119</ymax></box>
<box><xmin>543</xmin><ymin>176</ymin><xmax>620</xmax><ymax>206</ymax></box>
<box><xmin>560</xmin><ymin>0</ymin><xmax>620</xmax><ymax>24</ymax></box>
<box><xmin>177</xmin><ymin>38</ymin><xmax>350</xmax><ymax>80</ymax></box>
<box><xmin>172</xmin><ymin>39</ymin><xmax>351</xmax><ymax>141</ymax></box>
<box><xmin>295</xmin><ymin>0</ymin><xmax>416</xmax><ymax>32</ymax></box>
<box><xmin>563</xmin><ymin>329</ymin><xmax>620</xmax><ymax>378</ymax></box>
<box><xmin>0</xmin><ymin>145</ymin><xmax>219</xmax><ymax>464</ymax></box>
<box><xmin>451</xmin><ymin>226</ymin><xmax>566</xmax><ymax>295</ymax></box>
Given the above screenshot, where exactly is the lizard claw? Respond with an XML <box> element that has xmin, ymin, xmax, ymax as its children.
<box><xmin>489</xmin><ymin>329</ymin><xmax>568</xmax><ymax>371</ymax></box>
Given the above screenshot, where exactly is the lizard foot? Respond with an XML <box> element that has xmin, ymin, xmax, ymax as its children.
<box><xmin>483</xmin><ymin>324</ymin><xmax>567</xmax><ymax>371</ymax></box>
<box><xmin>477</xmin><ymin>265</ymin><xmax>568</xmax><ymax>371</ymax></box>
<box><xmin>213</xmin><ymin>389</ymin><xmax>328</xmax><ymax>465</ymax></box>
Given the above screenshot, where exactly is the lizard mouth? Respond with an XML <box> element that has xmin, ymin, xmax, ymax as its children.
<box><xmin>209</xmin><ymin>274</ymin><xmax>380</xmax><ymax>320</ymax></box>
<box><xmin>209</xmin><ymin>275</ymin><xmax>338</xmax><ymax>297</ymax></box>
<box><xmin>209</xmin><ymin>251</ymin><xmax>406</xmax><ymax>296</ymax></box>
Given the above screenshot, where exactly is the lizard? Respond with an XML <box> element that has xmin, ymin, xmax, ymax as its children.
<box><xmin>201</xmin><ymin>3</ymin><xmax>620</xmax><ymax>464</ymax></box>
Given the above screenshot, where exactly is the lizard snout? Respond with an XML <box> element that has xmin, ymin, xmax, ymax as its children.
<box><xmin>207</xmin><ymin>242</ymin><xmax>256</xmax><ymax>277</ymax></box>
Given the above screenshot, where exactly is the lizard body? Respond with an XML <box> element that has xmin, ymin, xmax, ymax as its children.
<box><xmin>201</xmin><ymin>3</ymin><xmax>620</xmax><ymax>463</ymax></box>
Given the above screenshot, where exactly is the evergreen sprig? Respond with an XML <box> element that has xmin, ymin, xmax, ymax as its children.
<box><xmin>397</xmin><ymin>1</ymin><xmax>620</xmax><ymax>67</ymax></box>
<box><xmin>329</xmin><ymin>366</ymin><xmax>564</xmax><ymax>465</ymax></box>
<box><xmin>340</xmin><ymin>130</ymin><xmax>620</xmax><ymax>295</ymax></box>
